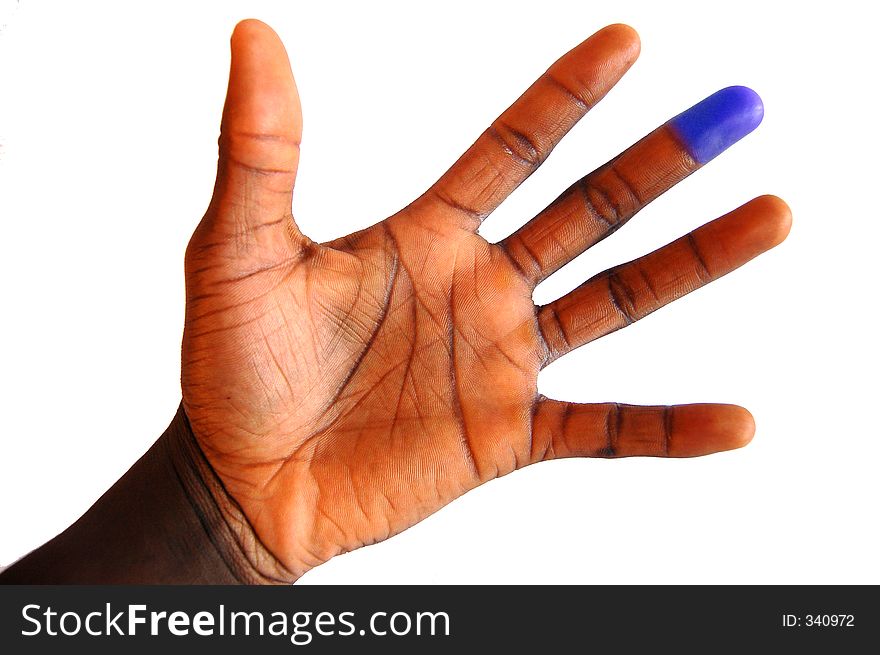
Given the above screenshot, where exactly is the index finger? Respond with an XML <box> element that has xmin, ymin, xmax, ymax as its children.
<box><xmin>417</xmin><ymin>24</ymin><xmax>640</xmax><ymax>228</ymax></box>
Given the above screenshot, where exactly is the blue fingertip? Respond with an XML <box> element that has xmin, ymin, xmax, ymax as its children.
<box><xmin>668</xmin><ymin>86</ymin><xmax>764</xmax><ymax>164</ymax></box>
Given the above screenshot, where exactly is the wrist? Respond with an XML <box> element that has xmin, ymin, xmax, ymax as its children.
<box><xmin>169</xmin><ymin>403</ymin><xmax>299</xmax><ymax>584</ymax></box>
<box><xmin>0</xmin><ymin>404</ymin><xmax>295</xmax><ymax>584</ymax></box>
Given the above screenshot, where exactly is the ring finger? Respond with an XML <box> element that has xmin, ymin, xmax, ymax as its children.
<box><xmin>500</xmin><ymin>86</ymin><xmax>765</xmax><ymax>285</ymax></box>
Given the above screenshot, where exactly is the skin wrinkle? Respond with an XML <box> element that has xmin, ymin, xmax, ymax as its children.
<box><xmin>185</xmin><ymin>310</ymin><xmax>272</xmax><ymax>343</ymax></box>
<box><xmin>166</xmin><ymin>450</ymin><xmax>252</xmax><ymax>584</ymax></box>
<box><xmin>314</xmin><ymin>271</ymin><xmax>367</xmax><ymax>355</ymax></box>
<box><xmin>496</xmin><ymin>238</ymin><xmax>531</xmax><ymax>282</ymax></box>
<box><xmin>486</xmin><ymin>121</ymin><xmax>543</xmax><ymax>169</ymax></box>
<box><xmin>513</xmin><ymin>233</ymin><xmax>544</xmax><ymax>282</ymax></box>
<box><xmin>544</xmin><ymin>71</ymin><xmax>592</xmax><ymax>110</ymax></box>
<box><xmin>635</xmin><ymin>263</ymin><xmax>661</xmax><ymax>303</ymax></box>
<box><xmin>322</xmin><ymin>356</ymin><xmax>412</xmax><ymax>434</ymax></box>
<box><xmin>224</xmin><ymin>249</ymin><xmax>307</xmax><ymax>283</ymax></box>
<box><xmin>560</xmin><ymin>401</ymin><xmax>574</xmax><ymax>459</ymax></box>
<box><xmin>447</xmin><ymin>247</ymin><xmax>481</xmax><ymax>481</ymax></box>
<box><xmin>224</xmin><ymin>154</ymin><xmax>298</xmax><ymax>177</ymax></box>
<box><xmin>541</xmin><ymin>224</ymin><xmax>573</xmax><ymax>267</ymax></box>
<box><xmin>346</xmin><ymin>460</ymin><xmax>372</xmax><ymax>526</ymax></box>
<box><xmin>606</xmin><ymin>162</ymin><xmax>644</xmax><ymax>206</ymax></box>
<box><xmin>389</xmin><ymin>284</ymin><xmax>418</xmax><ymax>451</ymax></box>
<box><xmin>579</xmin><ymin>177</ymin><xmax>618</xmax><ymax>232</ymax></box>
<box><xmin>607</xmin><ymin>270</ymin><xmax>638</xmax><ymax>326</ymax></box>
<box><xmin>524</xmin><ymin>393</ymin><xmax>542</xmax><ymax>466</ymax></box>
<box><xmin>549</xmin><ymin>305</ymin><xmax>572</xmax><ymax>350</ymax></box>
<box><xmin>260</xmin><ymin>323</ymin><xmax>294</xmax><ymax>400</ymax></box>
<box><xmin>427</xmin><ymin>185</ymin><xmax>485</xmax><ymax>222</ymax></box>
<box><xmin>457</xmin><ymin>325</ymin><xmax>492</xmax><ymax>373</ymax></box>
<box><xmin>604</xmin><ymin>403</ymin><xmax>621</xmax><ymax>457</ymax></box>
<box><xmin>187</xmin><ymin>262</ymin><xmax>223</xmax><ymax>277</ymax></box>
<box><xmin>462</xmin><ymin>156</ymin><xmax>509</xmax><ymax>216</ymax></box>
<box><xmin>187</xmin><ymin>290</ymin><xmax>225</xmax><ymax>304</ymax></box>
<box><xmin>685</xmin><ymin>233</ymin><xmax>714</xmax><ymax>283</ymax></box>
<box><xmin>303</xmin><ymin>262</ymin><xmax>321</xmax><ymax>363</ymax></box>
<box><xmin>491</xmin><ymin>335</ymin><xmax>532</xmax><ymax>375</ymax></box>
<box><xmin>187</xmin><ymin>271</ymin><xmax>293</xmax><ymax>324</ymax></box>
<box><xmin>317</xmin><ymin>235</ymin><xmax>399</xmax><ymax>420</ymax></box>
<box><xmin>175</xmin><ymin>407</ymin><xmax>298</xmax><ymax>583</ymax></box>
<box><xmin>235</xmin><ymin>214</ymin><xmax>287</xmax><ymax>234</ymax></box>
<box><xmin>223</xmin><ymin>129</ymin><xmax>302</xmax><ymax>147</ymax></box>
<box><xmin>663</xmin><ymin>406</ymin><xmax>673</xmax><ymax>457</ymax></box>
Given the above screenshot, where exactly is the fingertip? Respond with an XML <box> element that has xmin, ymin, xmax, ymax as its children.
<box><xmin>669</xmin><ymin>86</ymin><xmax>764</xmax><ymax>164</ymax></box>
<box><xmin>232</xmin><ymin>18</ymin><xmax>279</xmax><ymax>43</ymax></box>
<box><xmin>753</xmin><ymin>194</ymin><xmax>793</xmax><ymax>246</ymax></box>
<box><xmin>671</xmin><ymin>404</ymin><xmax>756</xmax><ymax>456</ymax></box>
<box><xmin>699</xmin><ymin>194</ymin><xmax>792</xmax><ymax>266</ymax></box>
<box><xmin>734</xmin><ymin>195</ymin><xmax>792</xmax><ymax>251</ymax></box>
<box><xmin>213</xmin><ymin>16</ymin><xmax>302</xmax><ymax>224</ymax></box>
<box><xmin>230</xmin><ymin>19</ymin><xmax>288</xmax><ymax>67</ymax></box>
<box><xmin>223</xmin><ymin>16</ymin><xmax>300</xmax><ymax>138</ymax></box>
<box><xmin>599</xmin><ymin>23</ymin><xmax>641</xmax><ymax>60</ymax></box>
<box><xmin>725</xmin><ymin>404</ymin><xmax>756</xmax><ymax>449</ymax></box>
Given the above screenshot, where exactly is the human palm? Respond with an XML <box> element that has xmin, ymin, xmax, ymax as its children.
<box><xmin>181</xmin><ymin>20</ymin><xmax>790</xmax><ymax>581</ymax></box>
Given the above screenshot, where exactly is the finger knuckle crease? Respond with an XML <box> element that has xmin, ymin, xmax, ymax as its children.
<box><xmin>489</xmin><ymin>121</ymin><xmax>544</xmax><ymax>168</ymax></box>
<box><xmin>578</xmin><ymin>180</ymin><xmax>622</xmax><ymax>233</ymax></box>
<box><xmin>545</xmin><ymin>72</ymin><xmax>593</xmax><ymax>109</ymax></box>
<box><xmin>601</xmin><ymin>402</ymin><xmax>621</xmax><ymax>457</ymax></box>
<box><xmin>685</xmin><ymin>234</ymin><xmax>713</xmax><ymax>284</ymax></box>
<box><xmin>607</xmin><ymin>272</ymin><xmax>638</xmax><ymax>325</ymax></box>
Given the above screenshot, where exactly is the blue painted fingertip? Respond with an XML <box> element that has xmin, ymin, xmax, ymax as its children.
<box><xmin>669</xmin><ymin>86</ymin><xmax>764</xmax><ymax>164</ymax></box>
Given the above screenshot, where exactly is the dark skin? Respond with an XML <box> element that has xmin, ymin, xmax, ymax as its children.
<box><xmin>1</xmin><ymin>20</ymin><xmax>790</xmax><ymax>584</ymax></box>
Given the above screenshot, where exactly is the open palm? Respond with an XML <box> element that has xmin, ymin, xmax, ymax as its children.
<box><xmin>181</xmin><ymin>20</ymin><xmax>790</xmax><ymax>581</ymax></box>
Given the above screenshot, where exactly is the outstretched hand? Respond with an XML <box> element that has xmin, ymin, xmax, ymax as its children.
<box><xmin>181</xmin><ymin>20</ymin><xmax>790</xmax><ymax>582</ymax></box>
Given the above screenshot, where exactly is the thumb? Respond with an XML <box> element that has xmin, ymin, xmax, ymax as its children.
<box><xmin>200</xmin><ymin>19</ymin><xmax>307</xmax><ymax>260</ymax></box>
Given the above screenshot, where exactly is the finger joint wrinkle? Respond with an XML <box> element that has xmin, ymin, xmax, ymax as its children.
<box><xmin>488</xmin><ymin>120</ymin><xmax>544</xmax><ymax>169</ymax></box>
<box><xmin>662</xmin><ymin>405</ymin><xmax>673</xmax><ymax>456</ymax></box>
<box><xmin>685</xmin><ymin>234</ymin><xmax>713</xmax><ymax>284</ymax></box>
<box><xmin>429</xmin><ymin>187</ymin><xmax>486</xmax><ymax>221</ymax></box>
<box><xmin>223</xmin><ymin>130</ymin><xmax>302</xmax><ymax>148</ymax></box>
<box><xmin>540</xmin><ymin>305</ymin><xmax>571</xmax><ymax>360</ymax></box>
<box><xmin>607</xmin><ymin>271</ymin><xmax>638</xmax><ymax>325</ymax></box>
<box><xmin>634</xmin><ymin>264</ymin><xmax>661</xmax><ymax>304</ymax></box>
<box><xmin>224</xmin><ymin>154</ymin><xmax>297</xmax><ymax>177</ymax></box>
<box><xmin>544</xmin><ymin>72</ymin><xmax>593</xmax><ymax>111</ymax></box>
<box><xmin>577</xmin><ymin>179</ymin><xmax>621</xmax><ymax>234</ymax></box>
<box><xmin>502</xmin><ymin>235</ymin><xmax>542</xmax><ymax>282</ymax></box>
<box><xmin>607</xmin><ymin>164</ymin><xmax>644</xmax><ymax>207</ymax></box>
<box><xmin>559</xmin><ymin>401</ymin><xmax>574</xmax><ymax>457</ymax></box>
<box><xmin>601</xmin><ymin>402</ymin><xmax>621</xmax><ymax>457</ymax></box>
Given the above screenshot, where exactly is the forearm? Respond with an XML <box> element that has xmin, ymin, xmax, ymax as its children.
<box><xmin>0</xmin><ymin>404</ymin><xmax>283</xmax><ymax>584</ymax></box>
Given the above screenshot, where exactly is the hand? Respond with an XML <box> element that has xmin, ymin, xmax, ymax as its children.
<box><xmin>181</xmin><ymin>20</ymin><xmax>791</xmax><ymax>582</ymax></box>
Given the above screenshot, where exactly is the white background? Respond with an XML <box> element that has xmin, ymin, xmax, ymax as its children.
<box><xmin>1</xmin><ymin>0</ymin><xmax>877</xmax><ymax>584</ymax></box>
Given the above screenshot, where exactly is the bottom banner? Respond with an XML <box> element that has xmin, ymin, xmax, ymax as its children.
<box><xmin>0</xmin><ymin>585</ymin><xmax>874</xmax><ymax>652</ymax></box>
